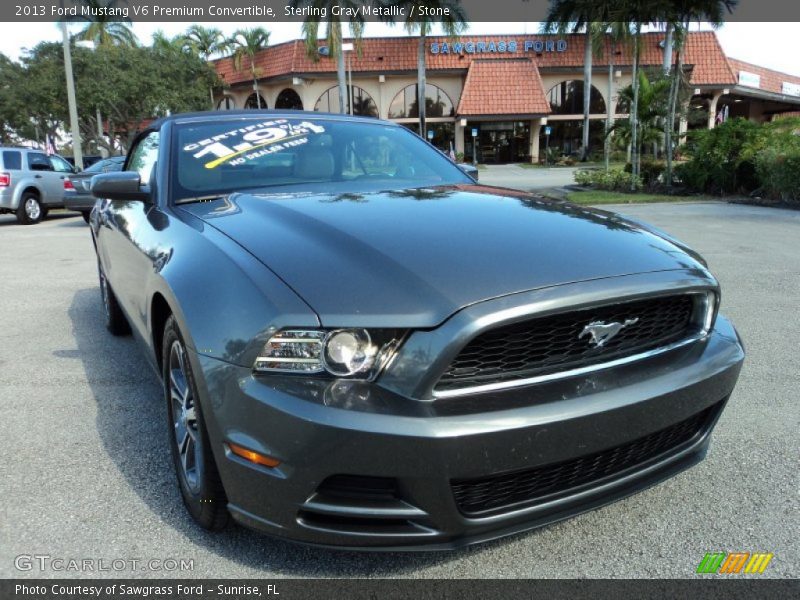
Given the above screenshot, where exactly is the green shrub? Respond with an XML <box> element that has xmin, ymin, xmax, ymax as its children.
<box><xmin>676</xmin><ymin>118</ymin><xmax>761</xmax><ymax>194</ymax></box>
<box><xmin>624</xmin><ymin>160</ymin><xmax>665</xmax><ymax>187</ymax></box>
<box><xmin>754</xmin><ymin>137</ymin><xmax>800</xmax><ymax>204</ymax></box>
<box><xmin>574</xmin><ymin>168</ymin><xmax>642</xmax><ymax>192</ymax></box>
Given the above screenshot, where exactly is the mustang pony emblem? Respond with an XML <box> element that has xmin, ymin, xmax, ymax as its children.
<box><xmin>579</xmin><ymin>318</ymin><xmax>639</xmax><ymax>348</ymax></box>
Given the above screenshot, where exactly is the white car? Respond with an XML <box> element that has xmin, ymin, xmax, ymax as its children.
<box><xmin>0</xmin><ymin>147</ymin><xmax>77</xmax><ymax>224</ymax></box>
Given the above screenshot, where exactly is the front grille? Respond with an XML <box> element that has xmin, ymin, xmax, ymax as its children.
<box><xmin>451</xmin><ymin>404</ymin><xmax>716</xmax><ymax>517</ymax></box>
<box><xmin>436</xmin><ymin>294</ymin><xmax>698</xmax><ymax>393</ymax></box>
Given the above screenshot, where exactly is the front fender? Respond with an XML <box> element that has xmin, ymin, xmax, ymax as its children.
<box><xmin>146</xmin><ymin>209</ymin><xmax>320</xmax><ymax>371</ymax></box>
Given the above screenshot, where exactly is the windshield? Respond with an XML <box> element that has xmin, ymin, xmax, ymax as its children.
<box><xmin>171</xmin><ymin>117</ymin><xmax>471</xmax><ymax>202</ymax></box>
<box><xmin>83</xmin><ymin>157</ymin><xmax>122</xmax><ymax>174</ymax></box>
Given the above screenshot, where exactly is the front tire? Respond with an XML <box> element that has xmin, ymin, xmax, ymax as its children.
<box><xmin>81</xmin><ymin>211</ymin><xmax>91</xmax><ymax>224</ymax></box>
<box><xmin>97</xmin><ymin>261</ymin><xmax>130</xmax><ymax>336</ymax></box>
<box><xmin>163</xmin><ymin>316</ymin><xmax>229</xmax><ymax>531</ymax></box>
<box><xmin>16</xmin><ymin>192</ymin><xmax>43</xmax><ymax>225</ymax></box>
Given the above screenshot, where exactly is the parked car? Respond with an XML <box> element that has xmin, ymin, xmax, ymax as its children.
<box><xmin>64</xmin><ymin>155</ymin><xmax>103</xmax><ymax>170</ymax></box>
<box><xmin>64</xmin><ymin>155</ymin><xmax>125</xmax><ymax>223</ymax></box>
<box><xmin>0</xmin><ymin>147</ymin><xmax>77</xmax><ymax>224</ymax></box>
<box><xmin>90</xmin><ymin>111</ymin><xmax>744</xmax><ymax>549</ymax></box>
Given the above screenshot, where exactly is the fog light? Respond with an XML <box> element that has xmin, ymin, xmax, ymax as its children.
<box><xmin>228</xmin><ymin>443</ymin><xmax>281</xmax><ymax>468</ymax></box>
<box><xmin>323</xmin><ymin>329</ymin><xmax>375</xmax><ymax>376</ymax></box>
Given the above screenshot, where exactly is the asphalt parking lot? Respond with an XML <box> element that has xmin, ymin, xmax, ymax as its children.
<box><xmin>0</xmin><ymin>202</ymin><xmax>797</xmax><ymax>579</ymax></box>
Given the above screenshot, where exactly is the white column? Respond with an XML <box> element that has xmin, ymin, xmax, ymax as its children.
<box><xmin>455</xmin><ymin>120</ymin><xmax>465</xmax><ymax>157</ymax></box>
<box><xmin>529</xmin><ymin>120</ymin><xmax>542</xmax><ymax>164</ymax></box>
<box><xmin>708</xmin><ymin>90</ymin><xmax>723</xmax><ymax>130</ymax></box>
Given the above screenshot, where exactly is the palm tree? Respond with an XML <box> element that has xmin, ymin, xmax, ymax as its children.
<box><xmin>291</xmin><ymin>0</ymin><xmax>367</xmax><ymax>115</ymax></box>
<box><xmin>661</xmin><ymin>0</ymin><xmax>738</xmax><ymax>185</ymax></box>
<box><xmin>385</xmin><ymin>0</ymin><xmax>467</xmax><ymax>136</ymax></box>
<box><xmin>603</xmin><ymin>22</ymin><xmax>631</xmax><ymax>171</ymax></box>
<box><xmin>544</xmin><ymin>1</ymin><xmax>616</xmax><ymax>162</ymax></box>
<box><xmin>608</xmin><ymin>70</ymin><xmax>671</xmax><ymax>156</ymax></box>
<box><xmin>611</xmin><ymin>0</ymin><xmax>667</xmax><ymax>186</ymax></box>
<box><xmin>229</xmin><ymin>28</ymin><xmax>270</xmax><ymax>109</ymax></box>
<box><xmin>75</xmin><ymin>0</ymin><xmax>137</xmax><ymax>47</ymax></box>
<box><xmin>183</xmin><ymin>25</ymin><xmax>230</xmax><ymax>108</ymax></box>
<box><xmin>151</xmin><ymin>31</ymin><xmax>185</xmax><ymax>55</ymax></box>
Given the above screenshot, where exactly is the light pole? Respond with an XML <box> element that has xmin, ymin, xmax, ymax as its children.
<box><xmin>60</xmin><ymin>20</ymin><xmax>83</xmax><ymax>170</ymax></box>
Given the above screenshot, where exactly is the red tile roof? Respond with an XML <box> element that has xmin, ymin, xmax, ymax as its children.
<box><xmin>457</xmin><ymin>59</ymin><xmax>550</xmax><ymax>116</ymax></box>
<box><xmin>213</xmin><ymin>31</ymin><xmax>749</xmax><ymax>90</ymax></box>
<box><xmin>727</xmin><ymin>58</ymin><xmax>800</xmax><ymax>95</ymax></box>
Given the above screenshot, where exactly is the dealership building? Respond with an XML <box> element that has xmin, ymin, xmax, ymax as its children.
<box><xmin>213</xmin><ymin>31</ymin><xmax>800</xmax><ymax>163</ymax></box>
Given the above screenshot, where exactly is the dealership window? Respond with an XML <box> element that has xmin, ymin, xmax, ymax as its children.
<box><xmin>402</xmin><ymin>122</ymin><xmax>455</xmax><ymax>153</ymax></box>
<box><xmin>539</xmin><ymin>120</ymin><xmax>605</xmax><ymax>158</ymax></box>
<box><xmin>314</xmin><ymin>85</ymin><xmax>378</xmax><ymax>117</ymax></box>
<box><xmin>244</xmin><ymin>93</ymin><xmax>268</xmax><ymax>109</ymax></box>
<box><xmin>388</xmin><ymin>84</ymin><xmax>455</xmax><ymax>119</ymax></box>
<box><xmin>548</xmin><ymin>80</ymin><xmax>606</xmax><ymax>115</ymax></box>
<box><xmin>275</xmin><ymin>88</ymin><xmax>304</xmax><ymax>110</ymax></box>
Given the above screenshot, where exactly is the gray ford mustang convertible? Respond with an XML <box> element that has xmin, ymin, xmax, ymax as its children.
<box><xmin>89</xmin><ymin>111</ymin><xmax>744</xmax><ymax>549</ymax></box>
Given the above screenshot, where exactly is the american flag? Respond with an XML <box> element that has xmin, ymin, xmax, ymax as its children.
<box><xmin>45</xmin><ymin>134</ymin><xmax>56</xmax><ymax>156</ymax></box>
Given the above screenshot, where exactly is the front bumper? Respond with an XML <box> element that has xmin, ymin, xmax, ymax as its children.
<box><xmin>192</xmin><ymin>309</ymin><xmax>744</xmax><ymax>550</ymax></box>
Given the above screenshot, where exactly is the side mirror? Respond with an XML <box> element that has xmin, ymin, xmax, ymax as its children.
<box><xmin>91</xmin><ymin>171</ymin><xmax>152</xmax><ymax>202</ymax></box>
<box><xmin>458</xmin><ymin>163</ymin><xmax>479</xmax><ymax>181</ymax></box>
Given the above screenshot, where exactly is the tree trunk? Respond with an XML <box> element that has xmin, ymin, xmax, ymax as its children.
<box><xmin>252</xmin><ymin>61</ymin><xmax>261</xmax><ymax>109</ymax></box>
<box><xmin>417</xmin><ymin>32</ymin><xmax>427</xmax><ymax>138</ymax></box>
<box><xmin>582</xmin><ymin>28</ymin><xmax>592</xmax><ymax>162</ymax></box>
<box><xmin>209</xmin><ymin>85</ymin><xmax>215</xmax><ymax>110</ymax></box>
<box><xmin>630</xmin><ymin>23</ymin><xmax>641</xmax><ymax>189</ymax></box>
<box><xmin>336</xmin><ymin>23</ymin><xmax>348</xmax><ymax>114</ymax></box>
<box><xmin>665</xmin><ymin>24</ymin><xmax>686</xmax><ymax>187</ymax></box>
<box><xmin>605</xmin><ymin>40</ymin><xmax>614</xmax><ymax>172</ymax></box>
<box><xmin>663</xmin><ymin>25</ymin><xmax>673</xmax><ymax>73</ymax></box>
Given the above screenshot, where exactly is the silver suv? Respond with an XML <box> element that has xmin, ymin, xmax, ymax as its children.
<box><xmin>0</xmin><ymin>147</ymin><xmax>77</xmax><ymax>224</ymax></box>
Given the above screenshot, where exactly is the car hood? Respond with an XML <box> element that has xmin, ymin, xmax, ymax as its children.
<box><xmin>181</xmin><ymin>185</ymin><xmax>704</xmax><ymax>328</ymax></box>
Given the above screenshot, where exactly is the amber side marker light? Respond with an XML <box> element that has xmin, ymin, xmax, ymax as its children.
<box><xmin>227</xmin><ymin>443</ymin><xmax>281</xmax><ymax>468</ymax></box>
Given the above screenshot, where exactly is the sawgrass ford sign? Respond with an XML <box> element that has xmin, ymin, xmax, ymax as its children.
<box><xmin>430</xmin><ymin>39</ymin><xmax>568</xmax><ymax>54</ymax></box>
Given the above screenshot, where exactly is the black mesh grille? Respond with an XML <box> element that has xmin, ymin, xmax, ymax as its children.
<box><xmin>436</xmin><ymin>294</ymin><xmax>698</xmax><ymax>392</ymax></box>
<box><xmin>451</xmin><ymin>405</ymin><xmax>716</xmax><ymax>517</ymax></box>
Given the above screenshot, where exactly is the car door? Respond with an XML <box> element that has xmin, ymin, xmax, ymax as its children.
<box><xmin>26</xmin><ymin>152</ymin><xmax>62</xmax><ymax>205</ymax></box>
<box><xmin>100</xmin><ymin>131</ymin><xmax>161</xmax><ymax>342</ymax></box>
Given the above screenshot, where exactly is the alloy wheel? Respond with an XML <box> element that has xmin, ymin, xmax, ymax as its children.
<box><xmin>168</xmin><ymin>340</ymin><xmax>202</xmax><ymax>493</ymax></box>
<box><xmin>25</xmin><ymin>198</ymin><xmax>41</xmax><ymax>220</ymax></box>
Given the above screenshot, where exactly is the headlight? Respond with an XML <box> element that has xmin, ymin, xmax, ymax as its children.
<box><xmin>323</xmin><ymin>329</ymin><xmax>374</xmax><ymax>376</ymax></box>
<box><xmin>253</xmin><ymin>330</ymin><xmax>326</xmax><ymax>373</ymax></box>
<box><xmin>254</xmin><ymin>328</ymin><xmax>403</xmax><ymax>379</ymax></box>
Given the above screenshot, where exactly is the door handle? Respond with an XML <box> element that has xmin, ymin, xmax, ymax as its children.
<box><xmin>34</xmin><ymin>174</ymin><xmax>42</xmax><ymax>179</ymax></box>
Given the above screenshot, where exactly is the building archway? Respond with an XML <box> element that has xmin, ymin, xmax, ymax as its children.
<box><xmin>275</xmin><ymin>88</ymin><xmax>303</xmax><ymax>110</ymax></box>
<box><xmin>548</xmin><ymin>80</ymin><xmax>606</xmax><ymax>115</ymax></box>
<box><xmin>388</xmin><ymin>83</ymin><xmax>455</xmax><ymax>118</ymax></box>
<box><xmin>244</xmin><ymin>92</ymin><xmax>268</xmax><ymax>109</ymax></box>
<box><xmin>314</xmin><ymin>85</ymin><xmax>378</xmax><ymax>117</ymax></box>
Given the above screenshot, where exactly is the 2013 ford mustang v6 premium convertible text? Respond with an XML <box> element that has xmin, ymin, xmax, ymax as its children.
<box><xmin>89</xmin><ymin>111</ymin><xmax>744</xmax><ymax>549</ymax></box>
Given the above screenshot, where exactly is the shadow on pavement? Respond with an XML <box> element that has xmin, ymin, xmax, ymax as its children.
<box><xmin>0</xmin><ymin>211</ymin><xmax>82</xmax><ymax>227</ymax></box>
<box><xmin>67</xmin><ymin>287</ymin><xmax>511</xmax><ymax>575</ymax></box>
